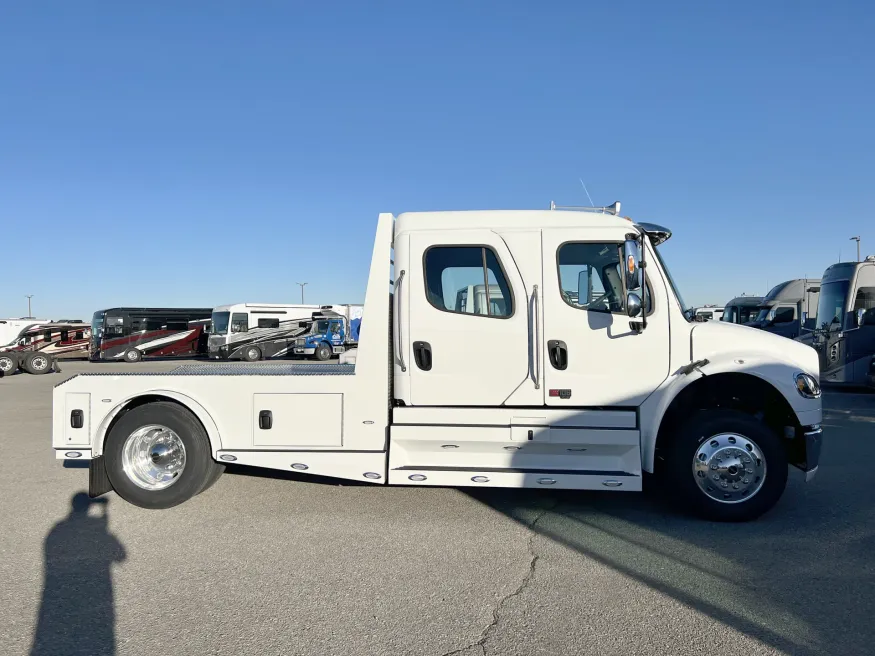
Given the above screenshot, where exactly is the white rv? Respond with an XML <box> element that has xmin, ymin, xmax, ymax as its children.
<box><xmin>208</xmin><ymin>303</ymin><xmax>320</xmax><ymax>361</ymax></box>
<box><xmin>53</xmin><ymin>206</ymin><xmax>823</xmax><ymax>522</ymax></box>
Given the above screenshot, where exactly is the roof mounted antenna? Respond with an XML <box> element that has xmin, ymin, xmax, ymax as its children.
<box><xmin>549</xmin><ymin>200</ymin><xmax>622</xmax><ymax>215</ymax></box>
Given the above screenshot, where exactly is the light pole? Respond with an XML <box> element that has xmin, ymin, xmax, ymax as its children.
<box><xmin>850</xmin><ymin>236</ymin><xmax>861</xmax><ymax>262</ymax></box>
<box><xmin>25</xmin><ymin>295</ymin><xmax>33</xmax><ymax>317</ymax></box>
<box><xmin>296</xmin><ymin>282</ymin><xmax>308</xmax><ymax>304</ymax></box>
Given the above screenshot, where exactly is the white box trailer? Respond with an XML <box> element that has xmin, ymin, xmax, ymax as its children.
<box><xmin>53</xmin><ymin>207</ymin><xmax>824</xmax><ymax>521</ymax></box>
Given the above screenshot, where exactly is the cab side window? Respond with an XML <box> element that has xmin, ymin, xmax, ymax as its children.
<box><xmin>557</xmin><ymin>243</ymin><xmax>623</xmax><ymax>313</ymax></box>
<box><xmin>424</xmin><ymin>246</ymin><xmax>513</xmax><ymax>318</ymax></box>
<box><xmin>557</xmin><ymin>242</ymin><xmax>652</xmax><ymax>314</ymax></box>
<box><xmin>231</xmin><ymin>313</ymin><xmax>249</xmax><ymax>333</ymax></box>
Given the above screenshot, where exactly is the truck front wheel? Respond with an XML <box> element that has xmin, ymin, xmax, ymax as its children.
<box><xmin>314</xmin><ymin>343</ymin><xmax>332</xmax><ymax>361</ymax></box>
<box><xmin>664</xmin><ymin>409</ymin><xmax>788</xmax><ymax>522</ymax></box>
<box><xmin>104</xmin><ymin>401</ymin><xmax>215</xmax><ymax>509</ymax></box>
<box><xmin>0</xmin><ymin>353</ymin><xmax>19</xmax><ymax>375</ymax></box>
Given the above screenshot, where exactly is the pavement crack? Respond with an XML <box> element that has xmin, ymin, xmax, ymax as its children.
<box><xmin>442</xmin><ymin>498</ymin><xmax>560</xmax><ymax>656</ymax></box>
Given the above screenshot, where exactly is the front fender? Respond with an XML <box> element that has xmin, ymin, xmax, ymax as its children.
<box><xmin>639</xmin><ymin>354</ymin><xmax>821</xmax><ymax>473</ymax></box>
<box><xmin>93</xmin><ymin>389</ymin><xmax>224</xmax><ymax>457</ymax></box>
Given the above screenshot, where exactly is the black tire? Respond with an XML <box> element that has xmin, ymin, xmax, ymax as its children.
<box><xmin>104</xmin><ymin>402</ymin><xmax>214</xmax><ymax>509</ymax></box>
<box><xmin>243</xmin><ymin>346</ymin><xmax>262</xmax><ymax>362</ymax></box>
<box><xmin>198</xmin><ymin>461</ymin><xmax>226</xmax><ymax>495</ymax></box>
<box><xmin>23</xmin><ymin>352</ymin><xmax>53</xmax><ymax>375</ymax></box>
<box><xmin>0</xmin><ymin>353</ymin><xmax>19</xmax><ymax>375</ymax></box>
<box><xmin>124</xmin><ymin>348</ymin><xmax>143</xmax><ymax>363</ymax></box>
<box><xmin>664</xmin><ymin>409</ymin><xmax>788</xmax><ymax>522</ymax></box>
<box><xmin>314</xmin><ymin>342</ymin><xmax>332</xmax><ymax>361</ymax></box>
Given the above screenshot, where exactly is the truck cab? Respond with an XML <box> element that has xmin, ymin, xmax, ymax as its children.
<box><xmin>294</xmin><ymin>316</ymin><xmax>347</xmax><ymax>361</ymax></box>
<box><xmin>721</xmin><ymin>296</ymin><xmax>763</xmax><ymax>324</ymax></box>
<box><xmin>52</xmin><ymin>207</ymin><xmax>823</xmax><ymax>522</ymax></box>
<box><xmin>804</xmin><ymin>258</ymin><xmax>875</xmax><ymax>385</ymax></box>
<box><xmin>748</xmin><ymin>279</ymin><xmax>821</xmax><ymax>340</ymax></box>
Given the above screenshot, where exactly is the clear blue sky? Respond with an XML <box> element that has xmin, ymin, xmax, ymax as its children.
<box><xmin>2</xmin><ymin>1</ymin><xmax>873</xmax><ymax>319</ymax></box>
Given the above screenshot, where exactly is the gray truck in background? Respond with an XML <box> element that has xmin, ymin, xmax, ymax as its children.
<box><xmin>721</xmin><ymin>295</ymin><xmax>763</xmax><ymax>325</ymax></box>
<box><xmin>747</xmin><ymin>278</ymin><xmax>821</xmax><ymax>340</ymax></box>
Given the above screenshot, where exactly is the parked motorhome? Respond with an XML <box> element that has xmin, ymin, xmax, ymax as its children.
<box><xmin>748</xmin><ymin>279</ymin><xmax>821</xmax><ymax>340</ymax></box>
<box><xmin>721</xmin><ymin>296</ymin><xmax>763</xmax><ymax>324</ymax></box>
<box><xmin>90</xmin><ymin>308</ymin><xmax>212</xmax><ymax>362</ymax></box>
<box><xmin>0</xmin><ymin>318</ymin><xmax>50</xmax><ymax>348</ymax></box>
<box><xmin>803</xmin><ymin>258</ymin><xmax>875</xmax><ymax>385</ymax></box>
<box><xmin>53</xmin><ymin>206</ymin><xmax>822</xmax><ymax>522</ymax></box>
<box><xmin>208</xmin><ymin>303</ymin><xmax>320</xmax><ymax>361</ymax></box>
<box><xmin>0</xmin><ymin>321</ymin><xmax>90</xmax><ymax>374</ymax></box>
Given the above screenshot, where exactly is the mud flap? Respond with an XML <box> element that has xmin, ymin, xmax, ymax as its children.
<box><xmin>89</xmin><ymin>456</ymin><xmax>113</xmax><ymax>498</ymax></box>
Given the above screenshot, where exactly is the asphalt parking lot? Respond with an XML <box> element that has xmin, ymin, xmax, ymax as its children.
<box><xmin>2</xmin><ymin>360</ymin><xmax>873</xmax><ymax>656</ymax></box>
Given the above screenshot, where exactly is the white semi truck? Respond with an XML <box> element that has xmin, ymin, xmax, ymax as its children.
<box><xmin>52</xmin><ymin>207</ymin><xmax>823</xmax><ymax>521</ymax></box>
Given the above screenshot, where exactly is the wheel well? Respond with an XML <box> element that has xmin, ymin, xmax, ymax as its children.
<box><xmin>102</xmin><ymin>395</ymin><xmax>211</xmax><ymax>451</ymax></box>
<box><xmin>654</xmin><ymin>373</ymin><xmax>800</xmax><ymax>471</ymax></box>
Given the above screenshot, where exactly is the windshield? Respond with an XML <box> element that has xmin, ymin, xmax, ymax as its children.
<box><xmin>652</xmin><ymin>244</ymin><xmax>690</xmax><ymax>320</ymax></box>
<box><xmin>91</xmin><ymin>311</ymin><xmax>104</xmax><ymax>338</ymax></box>
<box><xmin>816</xmin><ymin>280</ymin><xmax>849</xmax><ymax>330</ymax></box>
<box><xmin>316</xmin><ymin>320</ymin><xmax>330</xmax><ymax>332</ymax></box>
<box><xmin>211</xmin><ymin>311</ymin><xmax>230</xmax><ymax>335</ymax></box>
<box><xmin>755</xmin><ymin>307</ymin><xmax>769</xmax><ymax>322</ymax></box>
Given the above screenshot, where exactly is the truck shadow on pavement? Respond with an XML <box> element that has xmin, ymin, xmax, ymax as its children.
<box><xmin>465</xmin><ymin>395</ymin><xmax>875</xmax><ymax>656</ymax></box>
<box><xmin>30</xmin><ymin>493</ymin><xmax>126</xmax><ymax>656</ymax></box>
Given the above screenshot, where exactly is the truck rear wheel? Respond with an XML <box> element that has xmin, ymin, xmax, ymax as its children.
<box><xmin>243</xmin><ymin>346</ymin><xmax>262</xmax><ymax>362</ymax></box>
<box><xmin>104</xmin><ymin>401</ymin><xmax>214</xmax><ymax>509</ymax></box>
<box><xmin>23</xmin><ymin>352</ymin><xmax>52</xmax><ymax>374</ymax></box>
<box><xmin>664</xmin><ymin>409</ymin><xmax>787</xmax><ymax>522</ymax></box>
<box><xmin>314</xmin><ymin>343</ymin><xmax>332</xmax><ymax>361</ymax></box>
<box><xmin>0</xmin><ymin>353</ymin><xmax>19</xmax><ymax>375</ymax></box>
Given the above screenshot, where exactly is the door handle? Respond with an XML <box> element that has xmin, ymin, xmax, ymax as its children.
<box><xmin>258</xmin><ymin>410</ymin><xmax>272</xmax><ymax>430</ymax></box>
<box><xmin>547</xmin><ymin>340</ymin><xmax>568</xmax><ymax>370</ymax></box>
<box><xmin>413</xmin><ymin>341</ymin><xmax>432</xmax><ymax>371</ymax></box>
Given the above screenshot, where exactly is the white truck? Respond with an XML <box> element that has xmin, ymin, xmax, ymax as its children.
<box><xmin>52</xmin><ymin>207</ymin><xmax>823</xmax><ymax>521</ymax></box>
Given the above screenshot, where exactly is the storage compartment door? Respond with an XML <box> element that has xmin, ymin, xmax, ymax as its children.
<box><xmin>252</xmin><ymin>393</ymin><xmax>342</xmax><ymax>447</ymax></box>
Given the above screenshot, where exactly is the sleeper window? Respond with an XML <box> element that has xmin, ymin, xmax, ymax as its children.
<box><xmin>424</xmin><ymin>246</ymin><xmax>513</xmax><ymax>317</ymax></box>
<box><xmin>258</xmin><ymin>318</ymin><xmax>280</xmax><ymax>329</ymax></box>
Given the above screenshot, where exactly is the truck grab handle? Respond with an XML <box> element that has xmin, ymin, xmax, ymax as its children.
<box><xmin>395</xmin><ymin>270</ymin><xmax>407</xmax><ymax>372</ymax></box>
<box><xmin>532</xmin><ymin>284</ymin><xmax>540</xmax><ymax>389</ymax></box>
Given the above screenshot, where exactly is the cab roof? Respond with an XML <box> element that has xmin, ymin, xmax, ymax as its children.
<box><xmin>395</xmin><ymin>209</ymin><xmax>639</xmax><ymax>234</ymax></box>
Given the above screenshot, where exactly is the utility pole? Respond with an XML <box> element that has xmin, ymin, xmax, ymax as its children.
<box><xmin>296</xmin><ymin>282</ymin><xmax>308</xmax><ymax>304</ymax></box>
<box><xmin>25</xmin><ymin>294</ymin><xmax>34</xmax><ymax>318</ymax></box>
<box><xmin>850</xmin><ymin>236</ymin><xmax>861</xmax><ymax>262</ymax></box>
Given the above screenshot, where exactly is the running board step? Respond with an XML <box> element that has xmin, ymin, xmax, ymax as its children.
<box><xmin>387</xmin><ymin>467</ymin><xmax>640</xmax><ymax>491</ymax></box>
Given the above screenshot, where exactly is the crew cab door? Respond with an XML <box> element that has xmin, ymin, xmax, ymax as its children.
<box><xmin>405</xmin><ymin>230</ymin><xmax>540</xmax><ymax>406</ymax></box>
<box><xmin>540</xmin><ymin>229</ymin><xmax>670</xmax><ymax>406</ymax></box>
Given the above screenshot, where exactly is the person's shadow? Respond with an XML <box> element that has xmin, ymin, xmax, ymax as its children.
<box><xmin>30</xmin><ymin>493</ymin><xmax>127</xmax><ymax>656</ymax></box>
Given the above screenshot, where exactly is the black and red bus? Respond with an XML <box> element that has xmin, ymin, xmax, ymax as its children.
<box><xmin>90</xmin><ymin>307</ymin><xmax>213</xmax><ymax>362</ymax></box>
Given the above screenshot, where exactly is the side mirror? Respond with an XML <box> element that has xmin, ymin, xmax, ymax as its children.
<box><xmin>626</xmin><ymin>292</ymin><xmax>642</xmax><ymax>318</ymax></box>
<box><xmin>623</xmin><ymin>239</ymin><xmax>642</xmax><ymax>291</ymax></box>
<box><xmin>856</xmin><ymin>308</ymin><xmax>866</xmax><ymax>327</ymax></box>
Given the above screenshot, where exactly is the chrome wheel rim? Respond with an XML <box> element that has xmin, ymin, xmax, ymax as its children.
<box><xmin>126</xmin><ymin>350</ymin><xmax>139</xmax><ymax>361</ymax></box>
<box><xmin>31</xmin><ymin>356</ymin><xmax>49</xmax><ymax>370</ymax></box>
<box><xmin>692</xmin><ymin>433</ymin><xmax>766</xmax><ymax>504</ymax></box>
<box><xmin>248</xmin><ymin>349</ymin><xmax>258</xmax><ymax>360</ymax></box>
<box><xmin>0</xmin><ymin>357</ymin><xmax>14</xmax><ymax>372</ymax></box>
<box><xmin>121</xmin><ymin>424</ymin><xmax>186</xmax><ymax>490</ymax></box>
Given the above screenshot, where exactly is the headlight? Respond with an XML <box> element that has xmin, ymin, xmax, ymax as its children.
<box><xmin>795</xmin><ymin>373</ymin><xmax>821</xmax><ymax>399</ymax></box>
